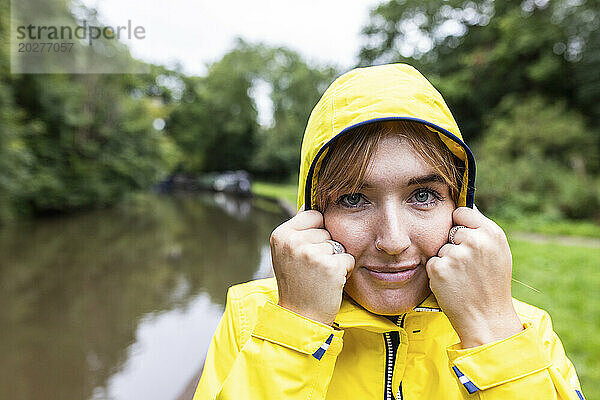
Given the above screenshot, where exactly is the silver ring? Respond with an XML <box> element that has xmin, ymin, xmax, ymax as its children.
<box><xmin>327</xmin><ymin>240</ymin><xmax>345</xmax><ymax>254</ymax></box>
<box><xmin>449</xmin><ymin>225</ymin><xmax>467</xmax><ymax>244</ymax></box>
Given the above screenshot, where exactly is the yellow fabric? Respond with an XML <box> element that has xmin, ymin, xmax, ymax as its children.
<box><xmin>193</xmin><ymin>63</ymin><xmax>584</xmax><ymax>399</ymax></box>
<box><xmin>194</xmin><ymin>278</ymin><xmax>583</xmax><ymax>399</ymax></box>
<box><xmin>297</xmin><ymin>63</ymin><xmax>474</xmax><ymax>210</ymax></box>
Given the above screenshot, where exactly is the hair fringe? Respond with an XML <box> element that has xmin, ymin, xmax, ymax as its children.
<box><xmin>314</xmin><ymin>120</ymin><xmax>462</xmax><ymax>212</ymax></box>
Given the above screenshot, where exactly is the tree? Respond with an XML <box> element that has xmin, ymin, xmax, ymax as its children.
<box><xmin>0</xmin><ymin>0</ymin><xmax>31</xmax><ymax>221</ymax></box>
<box><xmin>168</xmin><ymin>39</ymin><xmax>338</xmax><ymax>179</ymax></box>
<box><xmin>252</xmin><ymin>47</ymin><xmax>338</xmax><ymax>180</ymax></box>
<box><xmin>167</xmin><ymin>47</ymin><xmax>260</xmax><ymax>173</ymax></box>
<box><xmin>358</xmin><ymin>0</ymin><xmax>599</xmax><ymax>141</ymax></box>
<box><xmin>476</xmin><ymin>95</ymin><xmax>599</xmax><ymax>219</ymax></box>
<box><xmin>0</xmin><ymin>0</ymin><xmax>178</xmax><ymax>219</ymax></box>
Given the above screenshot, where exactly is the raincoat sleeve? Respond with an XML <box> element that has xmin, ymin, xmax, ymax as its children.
<box><xmin>193</xmin><ymin>285</ymin><xmax>344</xmax><ymax>400</ymax></box>
<box><xmin>446</xmin><ymin>309</ymin><xmax>585</xmax><ymax>400</ymax></box>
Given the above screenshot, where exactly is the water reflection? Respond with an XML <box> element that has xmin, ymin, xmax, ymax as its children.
<box><xmin>0</xmin><ymin>193</ymin><xmax>287</xmax><ymax>400</ymax></box>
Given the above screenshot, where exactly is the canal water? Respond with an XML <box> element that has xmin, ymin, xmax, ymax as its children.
<box><xmin>0</xmin><ymin>193</ymin><xmax>288</xmax><ymax>400</ymax></box>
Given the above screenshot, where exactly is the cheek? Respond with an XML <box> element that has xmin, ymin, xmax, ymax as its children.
<box><xmin>415</xmin><ymin>209</ymin><xmax>454</xmax><ymax>256</ymax></box>
<box><xmin>323</xmin><ymin>212</ymin><xmax>370</xmax><ymax>254</ymax></box>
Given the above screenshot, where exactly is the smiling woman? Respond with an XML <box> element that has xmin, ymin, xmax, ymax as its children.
<box><xmin>193</xmin><ymin>64</ymin><xmax>586</xmax><ymax>400</ymax></box>
<box><xmin>322</xmin><ymin>131</ymin><xmax>456</xmax><ymax>316</ymax></box>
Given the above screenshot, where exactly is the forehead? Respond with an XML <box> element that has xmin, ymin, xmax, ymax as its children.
<box><xmin>361</xmin><ymin>135</ymin><xmax>437</xmax><ymax>186</ymax></box>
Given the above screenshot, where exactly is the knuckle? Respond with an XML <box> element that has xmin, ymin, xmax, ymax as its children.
<box><xmin>346</xmin><ymin>254</ymin><xmax>356</xmax><ymax>267</ymax></box>
<box><xmin>482</xmin><ymin>224</ymin><xmax>504</xmax><ymax>242</ymax></box>
<box><xmin>313</xmin><ymin>229</ymin><xmax>330</xmax><ymax>243</ymax></box>
<box><xmin>453</xmin><ymin>207</ymin><xmax>468</xmax><ymax>219</ymax></box>
<box><xmin>454</xmin><ymin>245</ymin><xmax>471</xmax><ymax>259</ymax></box>
<box><xmin>426</xmin><ymin>262</ymin><xmax>439</xmax><ymax>278</ymax></box>
<box><xmin>299</xmin><ymin>245</ymin><xmax>317</xmax><ymax>263</ymax></box>
<box><xmin>335</xmin><ymin>262</ymin><xmax>347</xmax><ymax>275</ymax></box>
<box><xmin>270</xmin><ymin>226</ymin><xmax>283</xmax><ymax>247</ymax></box>
<box><xmin>338</xmin><ymin>255</ymin><xmax>353</xmax><ymax>269</ymax></box>
<box><xmin>493</xmin><ymin>225</ymin><xmax>507</xmax><ymax>240</ymax></box>
<box><xmin>438</xmin><ymin>243</ymin><xmax>452</xmax><ymax>255</ymax></box>
<box><xmin>305</xmin><ymin>209</ymin><xmax>324</xmax><ymax>224</ymax></box>
<box><xmin>270</xmin><ymin>226</ymin><xmax>281</xmax><ymax>242</ymax></box>
<box><xmin>425</xmin><ymin>257</ymin><xmax>438</xmax><ymax>270</ymax></box>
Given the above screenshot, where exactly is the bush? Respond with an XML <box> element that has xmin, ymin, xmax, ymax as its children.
<box><xmin>475</xmin><ymin>96</ymin><xmax>600</xmax><ymax>220</ymax></box>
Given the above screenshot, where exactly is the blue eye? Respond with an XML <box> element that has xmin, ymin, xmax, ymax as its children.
<box><xmin>414</xmin><ymin>190</ymin><xmax>431</xmax><ymax>203</ymax></box>
<box><xmin>338</xmin><ymin>193</ymin><xmax>365</xmax><ymax>208</ymax></box>
<box><xmin>410</xmin><ymin>188</ymin><xmax>443</xmax><ymax>207</ymax></box>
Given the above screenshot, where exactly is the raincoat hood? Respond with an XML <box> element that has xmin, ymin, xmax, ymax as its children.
<box><xmin>297</xmin><ymin>63</ymin><xmax>476</xmax><ymax>211</ymax></box>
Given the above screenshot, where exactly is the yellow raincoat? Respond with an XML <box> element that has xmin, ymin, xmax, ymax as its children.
<box><xmin>194</xmin><ymin>64</ymin><xmax>585</xmax><ymax>400</ymax></box>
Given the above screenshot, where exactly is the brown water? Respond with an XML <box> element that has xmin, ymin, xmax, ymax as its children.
<box><xmin>0</xmin><ymin>193</ymin><xmax>288</xmax><ymax>400</ymax></box>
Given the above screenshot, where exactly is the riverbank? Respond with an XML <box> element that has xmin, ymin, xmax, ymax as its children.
<box><xmin>252</xmin><ymin>181</ymin><xmax>297</xmax><ymax>215</ymax></box>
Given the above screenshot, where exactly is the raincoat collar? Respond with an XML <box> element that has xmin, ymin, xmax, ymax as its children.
<box><xmin>334</xmin><ymin>292</ymin><xmax>441</xmax><ymax>333</ymax></box>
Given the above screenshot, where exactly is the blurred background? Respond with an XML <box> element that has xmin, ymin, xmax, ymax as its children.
<box><xmin>1</xmin><ymin>0</ymin><xmax>599</xmax><ymax>399</ymax></box>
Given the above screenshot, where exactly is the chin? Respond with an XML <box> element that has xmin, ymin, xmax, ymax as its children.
<box><xmin>361</xmin><ymin>297</ymin><xmax>425</xmax><ymax>316</ymax></box>
<box><xmin>345</xmin><ymin>277</ymin><xmax>431</xmax><ymax>317</ymax></box>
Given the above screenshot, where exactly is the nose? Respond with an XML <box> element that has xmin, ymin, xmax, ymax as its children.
<box><xmin>375</xmin><ymin>202</ymin><xmax>411</xmax><ymax>255</ymax></box>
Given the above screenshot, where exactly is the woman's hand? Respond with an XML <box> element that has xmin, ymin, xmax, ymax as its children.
<box><xmin>270</xmin><ymin>206</ymin><xmax>355</xmax><ymax>326</ymax></box>
<box><xmin>426</xmin><ymin>206</ymin><xmax>523</xmax><ymax>348</ymax></box>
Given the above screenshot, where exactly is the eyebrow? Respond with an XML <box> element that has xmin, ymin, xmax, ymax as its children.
<box><xmin>406</xmin><ymin>173</ymin><xmax>446</xmax><ymax>186</ymax></box>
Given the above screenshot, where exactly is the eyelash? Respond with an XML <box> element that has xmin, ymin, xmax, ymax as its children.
<box><xmin>336</xmin><ymin>193</ymin><xmax>369</xmax><ymax>208</ymax></box>
<box><xmin>408</xmin><ymin>188</ymin><xmax>445</xmax><ymax>208</ymax></box>
<box><xmin>335</xmin><ymin>187</ymin><xmax>445</xmax><ymax>209</ymax></box>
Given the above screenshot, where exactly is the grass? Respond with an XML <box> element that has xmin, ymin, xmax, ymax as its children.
<box><xmin>509</xmin><ymin>239</ymin><xmax>599</xmax><ymax>399</ymax></box>
<box><xmin>252</xmin><ymin>181</ymin><xmax>298</xmax><ymax>208</ymax></box>
<box><xmin>495</xmin><ymin>216</ymin><xmax>600</xmax><ymax>238</ymax></box>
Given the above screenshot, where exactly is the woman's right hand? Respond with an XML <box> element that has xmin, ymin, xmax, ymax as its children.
<box><xmin>270</xmin><ymin>206</ymin><xmax>355</xmax><ymax>326</ymax></box>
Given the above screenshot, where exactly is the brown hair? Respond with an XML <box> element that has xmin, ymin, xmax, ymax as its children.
<box><xmin>313</xmin><ymin>120</ymin><xmax>462</xmax><ymax>212</ymax></box>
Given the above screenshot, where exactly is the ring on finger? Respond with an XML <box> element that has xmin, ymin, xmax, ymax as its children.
<box><xmin>449</xmin><ymin>225</ymin><xmax>467</xmax><ymax>245</ymax></box>
<box><xmin>327</xmin><ymin>240</ymin><xmax>346</xmax><ymax>254</ymax></box>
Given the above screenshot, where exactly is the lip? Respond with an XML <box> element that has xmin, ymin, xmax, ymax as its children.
<box><xmin>363</xmin><ymin>264</ymin><xmax>420</xmax><ymax>283</ymax></box>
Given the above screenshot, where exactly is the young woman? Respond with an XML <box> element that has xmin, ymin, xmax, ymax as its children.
<box><xmin>194</xmin><ymin>64</ymin><xmax>585</xmax><ymax>399</ymax></box>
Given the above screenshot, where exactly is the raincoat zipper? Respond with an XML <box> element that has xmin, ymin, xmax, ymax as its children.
<box><xmin>383</xmin><ymin>314</ymin><xmax>406</xmax><ymax>400</ymax></box>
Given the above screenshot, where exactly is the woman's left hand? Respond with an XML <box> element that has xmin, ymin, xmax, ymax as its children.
<box><xmin>425</xmin><ymin>206</ymin><xmax>524</xmax><ymax>348</ymax></box>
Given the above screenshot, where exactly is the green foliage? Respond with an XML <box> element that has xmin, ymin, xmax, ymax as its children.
<box><xmin>167</xmin><ymin>42</ymin><xmax>260</xmax><ymax>173</ymax></box>
<box><xmin>168</xmin><ymin>39</ymin><xmax>337</xmax><ymax>178</ymax></box>
<box><xmin>8</xmin><ymin>73</ymin><xmax>178</xmax><ymax>216</ymax></box>
<box><xmin>1</xmin><ymin>5</ymin><xmax>334</xmax><ymax>222</ymax></box>
<box><xmin>0</xmin><ymin>0</ymin><xmax>178</xmax><ymax>221</ymax></box>
<box><xmin>0</xmin><ymin>0</ymin><xmax>29</xmax><ymax>221</ymax></box>
<box><xmin>251</xmin><ymin>49</ymin><xmax>338</xmax><ymax>179</ymax></box>
<box><xmin>359</xmin><ymin>0</ymin><xmax>599</xmax><ymax>139</ymax></box>
<box><xmin>476</xmin><ymin>96</ymin><xmax>600</xmax><ymax>219</ymax></box>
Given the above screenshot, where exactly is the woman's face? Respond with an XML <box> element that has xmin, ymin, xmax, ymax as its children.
<box><xmin>323</xmin><ymin>135</ymin><xmax>455</xmax><ymax>315</ymax></box>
